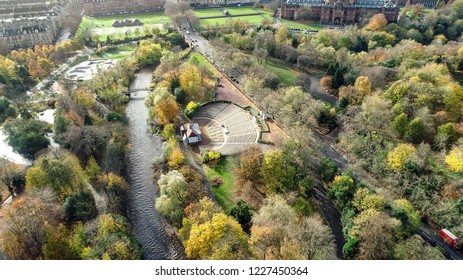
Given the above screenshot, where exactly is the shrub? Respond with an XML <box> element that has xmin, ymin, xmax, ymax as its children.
<box><xmin>387</xmin><ymin>143</ymin><xmax>416</xmax><ymax>171</ymax></box>
<box><xmin>445</xmin><ymin>146</ymin><xmax>463</xmax><ymax>173</ymax></box>
<box><xmin>293</xmin><ymin>197</ymin><xmax>312</xmax><ymax>217</ymax></box>
<box><xmin>166</xmin><ymin>139</ymin><xmax>185</xmax><ymax>168</ymax></box>
<box><xmin>404</xmin><ymin>118</ymin><xmax>425</xmax><ymax>144</ymax></box>
<box><xmin>343</xmin><ymin>238</ymin><xmax>359</xmax><ymax>259</ymax></box>
<box><xmin>161</xmin><ymin>123</ymin><xmax>176</xmax><ymax>140</ymax></box>
<box><xmin>200</xmin><ymin>149</ymin><xmax>221</xmax><ymax>163</ymax></box>
<box><xmin>227</xmin><ymin>200</ymin><xmax>252</xmax><ymax>232</ymax></box>
<box><xmin>320</xmin><ymin>76</ymin><xmax>333</xmax><ymax>90</ymax></box>
<box><xmin>64</xmin><ymin>190</ymin><xmax>98</xmax><ymax>223</ymax></box>
<box><xmin>210</xmin><ymin>176</ymin><xmax>224</xmax><ymax>188</ymax></box>
<box><xmin>321</xmin><ymin>158</ymin><xmax>338</xmax><ymax>182</ymax></box>
<box><xmin>174</xmin><ymin>87</ymin><xmax>185</xmax><ymax>104</ymax></box>
<box><xmin>106</xmin><ymin>111</ymin><xmax>128</xmax><ymax>124</ymax></box>
<box><xmin>185</xmin><ymin>101</ymin><xmax>200</xmax><ymax>118</ymax></box>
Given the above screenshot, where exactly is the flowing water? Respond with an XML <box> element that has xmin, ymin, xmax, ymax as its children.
<box><xmin>125</xmin><ymin>69</ymin><xmax>183</xmax><ymax>260</ymax></box>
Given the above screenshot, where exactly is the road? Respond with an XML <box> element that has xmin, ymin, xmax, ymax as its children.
<box><xmin>312</xmin><ymin>184</ymin><xmax>345</xmax><ymax>259</ymax></box>
<box><xmin>420</xmin><ymin>224</ymin><xmax>463</xmax><ymax>260</ymax></box>
<box><xmin>307</xmin><ymin>71</ymin><xmax>338</xmax><ymax>106</ymax></box>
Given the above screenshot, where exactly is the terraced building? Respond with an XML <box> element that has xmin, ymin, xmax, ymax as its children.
<box><xmin>0</xmin><ymin>0</ymin><xmax>77</xmax><ymax>50</ymax></box>
<box><xmin>83</xmin><ymin>0</ymin><xmax>165</xmax><ymax>16</ymax></box>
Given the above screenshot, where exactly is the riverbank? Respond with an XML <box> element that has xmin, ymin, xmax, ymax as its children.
<box><xmin>125</xmin><ymin>68</ymin><xmax>184</xmax><ymax>260</ymax></box>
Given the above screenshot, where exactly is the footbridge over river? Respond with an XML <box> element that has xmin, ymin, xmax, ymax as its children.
<box><xmin>124</xmin><ymin>87</ymin><xmax>150</xmax><ymax>99</ymax></box>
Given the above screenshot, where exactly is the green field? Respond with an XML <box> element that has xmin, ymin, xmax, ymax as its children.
<box><xmin>188</xmin><ymin>51</ymin><xmax>216</xmax><ymax>73</ymax></box>
<box><xmin>194</xmin><ymin>9</ymin><xmax>226</xmax><ymax>18</ymax></box>
<box><xmin>200</xmin><ymin>17</ymin><xmax>233</xmax><ymax>28</ymax></box>
<box><xmin>224</xmin><ymin>7</ymin><xmax>259</xmax><ymax>15</ymax></box>
<box><xmin>90</xmin><ymin>12</ymin><xmax>170</xmax><ymax>28</ymax></box>
<box><xmin>257</xmin><ymin>9</ymin><xmax>274</xmax><ymax>18</ymax></box>
<box><xmin>195</xmin><ymin>6</ymin><xmax>272</xmax><ymax>29</ymax></box>
<box><xmin>199</xmin><ymin>14</ymin><xmax>271</xmax><ymax>29</ymax></box>
<box><xmin>265</xmin><ymin>58</ymin><xmax>298</xmax><ymax>85</ymax></box>
<box><xmin>92</xmin><ymin>44</ymin><xmax>138</xmax><ymax>59</ymax></box>
<box><xmin>194</xmin><ymin>7</ymin><xmax>260</xmax><ymax>18</ymax></box>
<box><xmin>280</xmin><ymin>19</ymin><xmax>321</xmax><ymax>30</ymax></box>
<box><xmin>205</xmin><ymin>158</ymin><xmax>235</xmax><ymax>211</ymax></box>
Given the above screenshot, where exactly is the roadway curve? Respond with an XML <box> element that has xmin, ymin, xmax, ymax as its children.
<box><xmin>306</xmin><ymin>71</ymin><xmax>338</xmax><ymax>106</ymax></box>
<box><xmin>312</xmin><ymin>184</ymin><xmax>345</xmax><ymax>259</ymax></box>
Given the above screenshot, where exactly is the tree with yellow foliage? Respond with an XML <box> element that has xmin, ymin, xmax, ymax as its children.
<box><xmin>387</xmin><ymin>143</ymin><xmax>416</xmax><ymax>171</ymax></box>
<box><xmin>134</xmin><ymin>42</ymin><xmax>162</xmax><ymax>67</ymax></box>
<box><xmin>154</xmin><ymin>97</ymin><xmax>179</xmax><ymax>126</ymax></box>
<box><xmin>166</xmin><ymin>138</ymin><xmax>185</xmax><ymax>168</ymax></box>
<box><xmin>26</xmin><ymin>153</ymin><xmax>86</xmax><ymax>200</ymax></box>
<box><xmin>180</xmin><ymin>197</ymin><xmax>250</xmax><ymax>260</ymax></box>
<box><xmin>178</xmin><ymin>63</ymin><xmax>202</xmax><ymax>97</ymax></box>
<box><xmin>354</xmin><ymin>76</ymin><xmax>372</xmax><ymax>104</ymax></box>
<box><xmin>178</xmin><ymin>63</ymin><xmax>215</xmax><ymax>102</ymax></box>
<box><xmin>352</xmin><ymin>188</ymin><xmax>385</xmax><ymax>212</ymax></box>
<box><xmin>0</xmin><ymin>55</ymin><xmax>17</xmax><ymax>82</ymax></box>
<box><xmin>275</xmin><ymin>26</ymin><xmax>290</xmax><ymax>43</ymax></box>
<box><xmin>445</xmin><ymin>146</ymin><xmax>463</xmax><ymax>172</ymax></box>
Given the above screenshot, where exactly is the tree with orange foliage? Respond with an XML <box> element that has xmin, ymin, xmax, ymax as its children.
<box><xmin>154</xmin><ymin>97</ymin><xmax>179</xmax><ymax>126</ymax></box>
<box><xmin>1</xmin><ymin>188</ymin><xmax>61</xmax><ymax>259</ymax></box>
<box><xmin>364</xmin><ymin>14</ymin><xmax>388</xmax><ymax>32</ymax></box>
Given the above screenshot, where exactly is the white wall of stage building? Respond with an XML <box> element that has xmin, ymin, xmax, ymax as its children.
<box><xmin>0</xmin><ymin>261</ymin><xmax>461</xmax><ymax>279</ymax></box>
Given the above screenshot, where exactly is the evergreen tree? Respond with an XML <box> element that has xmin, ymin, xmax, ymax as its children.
<box><xmin>404</xmin><ymin>118</ymin><xmax>425</xmax><ymax>144</ymax></box>
<box><xmin>327</xmin><ymin>63</ymin><xmax>336</xmax><ymax>76</ymax></box>
<box><xmin>227</xmin><ymin>200</ymin><xmax>253</xmax><ymax>233</ymax></box>
<box><xmin>392</xmin><ymin>113</ymin><xmax>409</xmax><ymax>137</ymax></box>
<box><xmin>331</xmin><ymin>69</ymin><xmax>345</xmax><ymax>89</ymax></box>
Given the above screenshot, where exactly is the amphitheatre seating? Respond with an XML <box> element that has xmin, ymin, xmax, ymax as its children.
<box><xmin>191</xmin><ymin>102</ymin><xmax>259</xmax><ymax>155</ymax></box>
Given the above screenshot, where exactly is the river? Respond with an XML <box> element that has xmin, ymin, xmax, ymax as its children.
<box><xmin>125</xmin><ymin>69</ymin><xmax>184</xmax><ymax>260</ymax></box>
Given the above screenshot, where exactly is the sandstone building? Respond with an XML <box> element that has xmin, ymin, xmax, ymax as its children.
<box><xmin>83</xmin><ymin>0</ymin><xmax>166</xmax><ymax>16</ymax></box>
<box><xmin>281</xmin><ymin>0</ymin><xmax>400</xmax><ymax>24</ymax></box>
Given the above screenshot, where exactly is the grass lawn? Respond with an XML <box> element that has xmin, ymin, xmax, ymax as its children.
<box><xmin>188</xmin><ymin>51</ymin><xmax>216</xmax><ymax>73</ymax></box>
<box><xmin>199</xmin><ymin>14</ymin><xmax>271</xmax><ymax>29</ymax></box>
<box><xmin>91</xmin><ymin>12</ymin><xmax>169</xmax><ymax>28</ymax></box>
<box><xmin>92</xmin><ymin>44</ymin><xmax>137</xmax><ymax>59</ymax></box>
<box><xmin>226</xmin><ymin>7</ymin><xmax>259</xmax><ymax>15</ymax></box>
<box><xmin>240</xmin><ymin>15</ymin><xmax>271</xmax><ymax>24</ymax></box>
<box><xmin>265</xmin><ymin>58</ymin><xmax>298</xmax><ymax>85</ymax></box>
<box><xmin>280</xmin><ymin>19</ymin><xmax>321</xmax><ymax>30</ymax></box>
<box><xmin>194</xmin><ymin>7</ymin><xmax>260</xmax><ymax>18</ymax></box>
<box><xmin>194</xmin><ymin>8</ymin><xmax>226</xmax><ymax>18</ymax></box>
<box><xmin>200</xmin><ymin>17</ymin><xmax>232</xmax><ymax>28</ymax></box>
<box><xmin>204</xmin><ymin>157</ymin><xmax>235</xmax><ymax>211</ymax></box>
